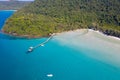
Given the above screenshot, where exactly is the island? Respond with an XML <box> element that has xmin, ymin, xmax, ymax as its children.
<box><xmin>2</xmin><ymin>0</ymin><xmax>120</xmax><ymax>38</ymax></box>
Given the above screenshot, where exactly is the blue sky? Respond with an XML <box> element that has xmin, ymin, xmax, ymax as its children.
<box><xmin>0</xmin><ymin>0</ymin><xmax>8</xmax><ymax>1</ymax></box>
<box><xmin>0</xmin><ymin>0</ymin><xmax>34</xmax><ymax>1</ymax></box>
<box><xmin>18</xmin><ymin>0</ymin><xmax>34</xmax><ymax>1</ymax></box>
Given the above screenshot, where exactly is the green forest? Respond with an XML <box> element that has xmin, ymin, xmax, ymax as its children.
<box><xmin>2</xmin><ymin>0</ymin><xmax>120</xmax><ymax>38</ymax></box>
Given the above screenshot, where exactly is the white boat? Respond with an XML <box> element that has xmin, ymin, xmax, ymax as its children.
<box><xmin>41</xmin><ymin>44</ymin><xmax>44</xmax><ymax>47</ymax></box>
<box><xmin>46</xmin><ymin>74</ymin><xmax>53</xmax><ymax>77</ymax></box>
<box><xmin>28</xmin><ymin>47</ymin><xmax>34</xmax><ymax>52</ymax></box>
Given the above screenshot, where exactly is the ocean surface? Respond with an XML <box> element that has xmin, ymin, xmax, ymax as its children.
<box><xmin>0</xmin><ymin>10</ymin><xmax>120</xmax><ymax>80</ymax></box>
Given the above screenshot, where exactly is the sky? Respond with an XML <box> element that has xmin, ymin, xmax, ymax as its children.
<box><xmin>0</xmin><ymin>0</ymin><xmax>34</xmax><ymax>1</ymax></box>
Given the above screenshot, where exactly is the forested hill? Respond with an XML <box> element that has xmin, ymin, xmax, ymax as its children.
<box><xmin>0</xmin><ymin>1</ymin><xmax>32</xmax><ymax>10</ymax></box>
<box><xmin>2</xmin><ymin>0</ymin><xmax>120</xmax><ymax>38</ymax></box>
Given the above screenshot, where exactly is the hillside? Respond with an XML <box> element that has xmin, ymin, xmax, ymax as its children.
<box><xmin>0</xmin><ymin>1</ymin><xmax>31</xmax><ymax>10</ymax></box>
<box><xmin>2</xmin><ymin>0</ymin><xmax>120</xmax><ymax>38</ymax></box>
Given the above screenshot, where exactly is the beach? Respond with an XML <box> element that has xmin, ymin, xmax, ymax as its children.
<box><xmin>54</xmin><ymin>29</ymin><xmax>120</xmax><ymax>68</ymax></box>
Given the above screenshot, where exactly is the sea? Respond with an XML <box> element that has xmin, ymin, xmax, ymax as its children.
<box><xmin>0</xmin><ymin>10</ymin><xmax>120</xmax><ymax>80</ymax></box>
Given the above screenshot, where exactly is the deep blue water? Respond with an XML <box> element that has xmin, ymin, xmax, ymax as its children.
<box><xmin>0</xmin><ymin>11</ymin><xmax>14</xmax><ymax>29</ymax></box>
<box><xmin>0</xmin><ymin>11</ymin><xmax>120</xmax><ymax>80</ymax></box>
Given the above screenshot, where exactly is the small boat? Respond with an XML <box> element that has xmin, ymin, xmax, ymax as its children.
<box><xmin>41</xmin><ymin>44</ymin><xmax>44</xmax><ymax>47</ymax></box>
<box><xmin>27</xmin><ymin>47</ymin><xmax>34</xmax><ymax>52</ymax></box>
<box><xmin>47</xmin><ymin>74</ymin><xmax>53</xmax><ymax>77</ymax></box>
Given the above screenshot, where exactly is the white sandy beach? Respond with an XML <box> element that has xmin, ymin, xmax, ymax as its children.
<box><xmin>53</xmin><ymin>29</ymin><xmax>120</xmax><ymax>68</ymax></box>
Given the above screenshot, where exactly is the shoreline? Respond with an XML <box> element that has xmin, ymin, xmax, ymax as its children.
<box><xmin>88</xmin><ymin>29</ymin><xmax>120</xmax><ymax>41</ymax></box>
<box><xmin>0</xmin><ymin>10</ymin><xmax>17</xmax><ymax>11</ymax></box>
<box><xmin>1</xmin><ymin>29</ymin><xmax>120</xmax><ymax>40</ymax></box>
<box><xmin>55</xmin><ymin>29</ymin><xmax>120</xmax><ymax>41</ymax></box>
<box><xmin>1</xmin><ymin>30</ymin><xmax>51</xmax><ymax>39</ymax></box>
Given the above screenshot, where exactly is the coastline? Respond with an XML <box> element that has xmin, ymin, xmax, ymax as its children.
<box><xmin>0</xmin><ymin>10</ymin><xmax>17</xmax><ymax>11</ymax></box>
<box><xmin>88</xmin><ymin>29</ymin><xmax>120</xmax><ymax>41</ymax></box>
<box><xmin>54</xmin><ymin>29</ymin><xmax>120</xmax><ymax>46</ymax></box>
<box><xmin>1</xmin><ymin>29</ymin><xmax>120</xmax><ymax>40</ymax></box>
<box><xmin>1</xmin><ymin>30</ymin><xmax>51</xmax><ymax>39</ymax></box>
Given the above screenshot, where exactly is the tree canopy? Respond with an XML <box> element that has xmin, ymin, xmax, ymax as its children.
<box><xmin>2</xmin><ymin>0</ymin><xmax>120</xmax><ymax>38</ymax></box>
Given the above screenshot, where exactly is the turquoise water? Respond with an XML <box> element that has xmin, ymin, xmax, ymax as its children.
<box><xmin>0</xmin><ymin>11</ymin><xmax>120</xmax><ymax>80</ymax></box>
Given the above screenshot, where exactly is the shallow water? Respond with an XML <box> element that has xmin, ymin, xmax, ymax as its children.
<box><xmin>0</xmin><ymin>11</ymin><xmax>120</xmax><ymax>80</ymax></box>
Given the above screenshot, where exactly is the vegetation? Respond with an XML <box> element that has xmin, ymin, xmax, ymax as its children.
<box><xmin>2</xmin><ymin>0</ymin><xmax>120</xmax><ymax>38</ymax></box>
<box><xmin>0</xmin><ymin>1</ymin><xmax>31</xmax><ymax>10</ymax></box>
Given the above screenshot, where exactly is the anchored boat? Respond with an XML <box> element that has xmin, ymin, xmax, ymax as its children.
<box><xmin>47</xmin><ymin>74</ymin><xmax>53</xmax><ymax>78</ymax></box>
<box><xmin>27</xmin><ymin>47</ymin><xmax>34</xmax><ymax>52</ymax></box>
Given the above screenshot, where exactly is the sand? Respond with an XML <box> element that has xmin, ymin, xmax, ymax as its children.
<box><xmin>53</xmin><ymin>29</ymin><xmax>120</xmax><ymax>68</ymax></box>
